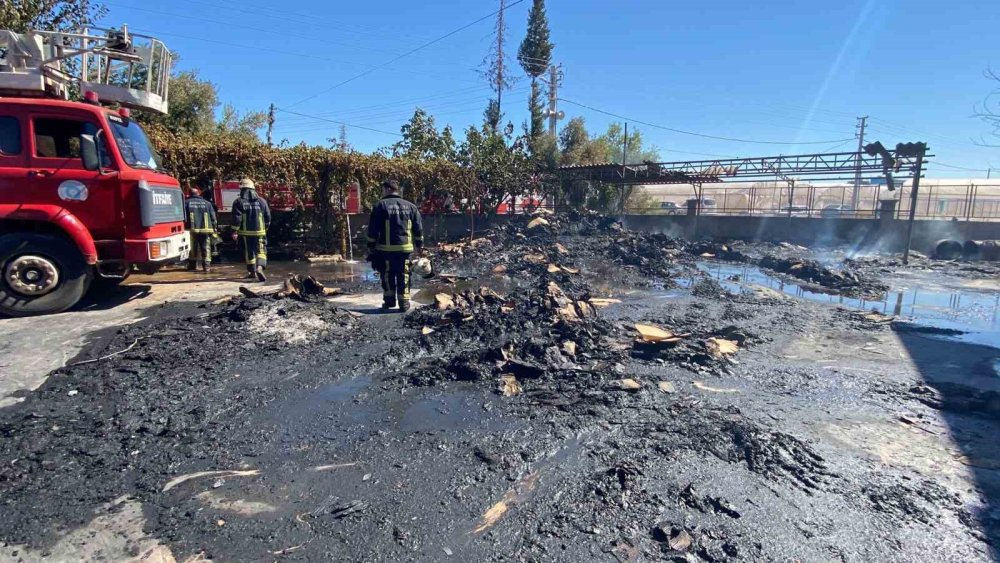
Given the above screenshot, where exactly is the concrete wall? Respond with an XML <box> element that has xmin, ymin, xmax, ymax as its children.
<box><xmin>346</xmin><ymin>212</ymin><xmax>1000</xmax><ymax>254</ymax></box>
<box><xmin>620</xmin><ymin>215</ymin><xmax>1000</xmax><ymax>254</ymax></box>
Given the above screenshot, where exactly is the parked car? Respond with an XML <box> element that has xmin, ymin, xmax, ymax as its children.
<box><xmin>659</xmin><ymin>201</ymin><xmax>680</xmax><ymax>214</ymax></box>
<box><xmin>821</xmin><ymin>204</ymin><xmax>854</xmax><ymax>218</ymax></box>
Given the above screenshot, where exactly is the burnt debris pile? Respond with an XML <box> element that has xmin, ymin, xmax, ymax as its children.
<box><xmin>406</xmin><ymin>277</ymin><xmax>628</xmax><ymax>390</ymax></box>
<box><xmin>757</xmin><ymin>255</ymin><xmax>885</xmax><ymax>296</ymax></box>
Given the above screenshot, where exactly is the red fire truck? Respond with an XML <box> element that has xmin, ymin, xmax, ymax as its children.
<box><xmin>0</xmin><ymin>26</ymin><xmax>186</xmax><ymax>316</ymax></box>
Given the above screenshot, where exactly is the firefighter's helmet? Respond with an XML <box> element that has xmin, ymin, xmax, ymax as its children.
<box><xmin>412</xmin><ymin>257</ymin><xmax>434</xmax><ymax>279</ymax></box>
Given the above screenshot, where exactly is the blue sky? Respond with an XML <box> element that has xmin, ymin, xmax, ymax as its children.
<box><xmin>104</xmin><ymin>0</ymin><xmax>999</xmax><ymax>177</ymax></box>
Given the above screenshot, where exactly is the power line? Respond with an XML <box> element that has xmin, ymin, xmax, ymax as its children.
<box><xmin>189</xmin><ymin>0</ymin><xmax>441</xmax><ymax>40</ymax></box>
<box><xmin>559</xmin><ymin>98</ymin><xmax>857</xmax><ymax>146</ymax></box>
<box><xmin>274</xmin><ymin>97</ymin><xmax>531</xmax><ymax>136</ymax></box>
<box><xmin>931</xmin><ymin>161</ymin><xmax>989</xmax><ymax>172</ymax></box>
<box><xmin>105</xmin><ymin>2</ymin><xmax>403</xmax><ymax>56</ymax></box>
<box><xmin>277</xmin><ymin>85</ymin><xmax>501</xmax><ymax>125</ymax></box>
<box><xmin>167</xmin><ymin>0</ymin><xmax>430</xmax><ymax>43</ymax></box>
<box><xmin>275</xmin><ymin>88</ymin><xmax>530</xmax><ymax>134</ymax></box>
<box><xmin>272</xmin><ymin>108</ymin><xmax>402</xmax><ymax>137</ymax></box>
<box><xmin>285</xmin><ymin>0</ymin><xmax>527</xmax><ymax>108</ymax></box>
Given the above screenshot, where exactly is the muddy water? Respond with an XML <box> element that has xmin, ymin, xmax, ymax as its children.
<box><xmin>695</xmin><ymin>260</ymin><xmax>1000</xmax><ymax>348</ymax></box>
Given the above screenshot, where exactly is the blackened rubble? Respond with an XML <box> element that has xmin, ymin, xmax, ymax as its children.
<box><xmin>0</xmin><ymin>211</ymin><xmax>995</xmax><ymax>562</ymax></box>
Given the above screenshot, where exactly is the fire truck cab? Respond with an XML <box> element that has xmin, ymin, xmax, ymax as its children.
<box><xmin>0</xmin><ymin>25</ymin><xmax>186</xmax><ymax>316</ymax></box>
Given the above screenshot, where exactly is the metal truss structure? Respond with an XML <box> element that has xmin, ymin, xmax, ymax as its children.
<box><xmin>558</xmin><ymin>147</ymin><xmax>929</xmax><ymax>186</ymax></box>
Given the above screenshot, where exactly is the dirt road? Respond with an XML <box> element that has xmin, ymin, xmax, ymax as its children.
<box><xmin>1</xmin><ymin>215</ymin><xmax>998</xmax><ymax>562</ymax></box>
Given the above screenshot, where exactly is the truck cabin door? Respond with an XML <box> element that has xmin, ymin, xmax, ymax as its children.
<box><xmin>0</xmin><ymin>113</ymin><xmax>28</xmax><ymax>200</ymax></box>
<box><xmin>28</xmin><ymin>114</ymin><xmax>118</xmax><ymax>237</ymax></box>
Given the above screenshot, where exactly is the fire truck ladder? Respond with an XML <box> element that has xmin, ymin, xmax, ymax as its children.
<box><xmin>0</xmin><ymin>25</ymin><xmax>171</xmax><ymax>114</ymax></box>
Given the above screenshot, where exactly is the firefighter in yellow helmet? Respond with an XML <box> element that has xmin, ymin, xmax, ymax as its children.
<box><xmin>367</xmin><ymin>179</ymin><xmax>424</xmax><ymax>311</ymax></box>
<box><xmin>184</xmin><ymin>182</ymin><xmax>218</xmax><ymax>272</ymax></box>
<box><xmin>231</xmin><ymin>178</ymin><xmax>271</xmax><ymax>282</ymax></box>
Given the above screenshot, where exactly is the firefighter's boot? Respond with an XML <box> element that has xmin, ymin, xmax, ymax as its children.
<box><xmin>256</xmin><ymin>265</ymin><xmax>267</xmax><ymax>283</ymax></box>
<box><xmin>398</xmin><ymin>300</ymin><xmax>411</xmax><ymax>312</ymax></box>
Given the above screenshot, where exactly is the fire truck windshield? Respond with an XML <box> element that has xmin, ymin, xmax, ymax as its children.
<box><xmin>109</xmin><ymin>118</ymin><xmax>162</xmax><ymax>170</ymax></box>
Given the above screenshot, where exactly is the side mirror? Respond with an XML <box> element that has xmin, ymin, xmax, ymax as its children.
<box><xmin>81</xmin><ymin>134</ymin><xmax>100</xmax><ymax>171</ymax></box>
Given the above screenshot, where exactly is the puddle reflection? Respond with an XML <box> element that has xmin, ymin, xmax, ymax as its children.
<box><xmin>695</xmin><ymin>261</ymin><xmax>1000</xmax><ymax>348</ymax></box>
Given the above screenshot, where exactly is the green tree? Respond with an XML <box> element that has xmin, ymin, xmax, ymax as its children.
<box><xmin>555</xmin><ymin>119</ymin><xmax>660</xmax><ymax>213</ymax></box>
<box><xmin>518</xmin><ymin>0</ymin><xmax>553</xmax><ymax>150</ymax></box>
<box><xmin>136</xmin><ymin>70</ymin><xmax>217</xmax><ymax>135</ymax></box>
<box><xmin>592</xmin><ymin>122</ymin><xmax>660</xmax><ymax>164</ymax></box>
<box><xmin>217</xmin><ymin>103</ymin><xmax>267</xmax><ymax>140</ymax></box>
<box><xmin>483</xmin><ymin>98</ymin><xmax>503</xmax><ymax>135</ymax></box>
<box><xmin>0</xmin><ymin>0</ymin><xmax>106</xmax><ymax>33</ymax></box>
<box><xmin>517</xmin><ymin>0</ymin><xmax>553</xmax><ymax>79</ymax></box>
<box><xmin>527</xmin><ymin>80</ymin><xmax>546</xmax><ymax>143</ymax></box>
<box><xmin>330</xmin><ymin>124</ymin><xmax>351</xmax><ymax>152</ymax></box>
<box><xmin>391</xmin><ymin>108</ymin><xmax>456</xmax><ymax>160</ymax></box>
<box><xmin>458</xmin><ymin>124</ymin><xmax>532</xmax><ymax>214</ymax></box>
<box><xmin>558</xmin><ymin>117</ymin><xmax>604</xmax><ymax>165</ymax></box>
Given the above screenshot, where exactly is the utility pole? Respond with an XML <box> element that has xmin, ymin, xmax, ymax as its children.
<box><xmin>901</xmin><ymin>142</ymin><xmax>928</xmax><ymax>265</ymax></box>
<box><xmin>495</xmin><ymin>0</ymin><xmax>506</xmax><ymax>119</ymax></box>
<box><xmin>620</xmin><ymin>122</ymin><xmax>628</xmax><ymax>214</ymax></box>
<box><xmin>266</xmin><ymin>103</ymin><xmax>276</xmax><ymax>147</ymax></box>
<box><xmin>852</xmin><ymin>115</ymin><xmax>867</xmax><ymax>210</ymax></box>
<box><xmin>545</xmin><ymin>63</ymin><xmax>562</xmax><ymax>135</ymax></box>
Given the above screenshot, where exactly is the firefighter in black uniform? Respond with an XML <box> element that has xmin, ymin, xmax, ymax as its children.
<box><xmin>184</xmin><ymin>185</ymin><xmax>218</xmax><ymax>272</ymax></box>
<box><xmin>367</xmin><ymin>179</ymin><xmax>424</xmax><ymax>311</ymax></box>
<box><xmin>231</xmin><ymin>178</ymin><xmax>271</xmax><ymax>282</ymax></box>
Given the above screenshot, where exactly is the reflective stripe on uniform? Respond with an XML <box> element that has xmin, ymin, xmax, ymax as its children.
<box><xmin>374</xmin><ymin>243</ymin><xmax>414</xmax><ymax>252</ymax></box>
<box><xmin>401</xmin><ymin>258</ymin><xmax>411</xmax><ymax>300</ymax></box>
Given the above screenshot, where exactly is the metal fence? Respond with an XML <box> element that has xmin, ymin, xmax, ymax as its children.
<box><xmin>625</xmin><ymin>182</ymin><xmax>1000</xmax><ymax>221</ymax></box>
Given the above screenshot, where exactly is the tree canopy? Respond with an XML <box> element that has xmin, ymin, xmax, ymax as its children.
<box><xmin>391</xmin><ymin>108</ymin><xmax>457</xmax><ymax>161</ymax></box>
<box><xmin>517</xmin><ymin>0</ymin><xmax>554</xmax><ymax>79</ymax></box>
<box><xmin>0</xmin><ymin>0</ymin><xmax>106</xmax><ymax>33</ymax></box>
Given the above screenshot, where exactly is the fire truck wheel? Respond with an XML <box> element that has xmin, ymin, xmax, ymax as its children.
<box><xmin>0</xmin><ymin>233</ymin><xmax>92</xmax><ymax>317</ymax></box>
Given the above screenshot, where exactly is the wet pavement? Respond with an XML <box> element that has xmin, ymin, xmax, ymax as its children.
<box><xmin>1</xmin><ymin>215</ymin><xmax>999</xmax><ymax>562</ymax></box>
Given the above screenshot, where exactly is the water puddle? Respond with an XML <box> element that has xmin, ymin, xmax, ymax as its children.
<box><xmin>397</xmin><ymin>390</ymin><xmax>488</xmax><ymax>433</ymax></box>
<box><xmin>695</xmin><ymin>261</ymin><xmax>1000</xmax><ymax>349</ymax></box>
<box><xmin>130</xmin><ymin>261</ymin><xmax>378</xmax><ymax>285</ymax></box>
<box><xmin>280</xmin><ymin>376</ymin><xmax>378</xmax><ymax>426</ymax></box>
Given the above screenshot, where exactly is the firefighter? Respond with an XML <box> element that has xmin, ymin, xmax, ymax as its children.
<box><xmin>231</xmin><ymin>178</ymin><xmax>271</xmax><ymax>282</ymax></box>
<box><xmin>184</xmin><ymin>185</ymin><xmax>217</xmax><ymax>272</ymax></box>
<box><xmin>367</xmin><ymin>179</ymin><xmax>424</xmax><ymax>311</ymax></box>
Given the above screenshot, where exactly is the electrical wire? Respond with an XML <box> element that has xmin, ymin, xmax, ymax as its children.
<box><xmin>559</xmin><ymin>98</ymin><xmax>857</xmax><ymax>145</ymax></box>
<box><xmin>276</xmin><ymin>85</ymin><xmax>505</xmax><ymax>125</ymax></box>
<box><xmin>131</xmin><ymin>27</ymin><xmax>483</xmax><ymax>87</ymax></box>
<box><xmin>275</xmin><ymin>90</ymin><xmax>530</xmax><ymax>133</ymax></box>
<box><xmin>931</xmin><ymin>161</ymin><xmax>989</xmax><ymax>172</ymax></box>
<box><xmin>274</xmin><ymin>97</ymin><xmax>532</xmax><ymax>136</ymax></box>
<box><xmin>285</xmin><ymin>0</ymin><xmax>527</xmax><ymax>108</ymax></box>
<box><xmin>272</xmin><ymin>108</ymin><xmax>402</xmax><ymax>137</ymax></box>
<box><xmin>166</xmin><ymin>0</ymin><xmax>430</xmax><ymax>43</ymax></box>
<box><xmin>105</xmin><ymin>2</ymin><xmax>402</xmax><ymax>56</ymax></box>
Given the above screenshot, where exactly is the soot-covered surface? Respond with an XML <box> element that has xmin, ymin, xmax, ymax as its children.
<box><xmin>1</xmin><ymin>212</ymin><xmax>998</xmax><ymax>562</ymax></box>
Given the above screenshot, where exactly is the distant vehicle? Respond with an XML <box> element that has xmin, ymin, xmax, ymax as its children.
<box><xmin>685</xmin><ymin>198</ymin><xmax>718</xmax><ymax>213</ymax></box>
<box><xmin>821</xmin><ymin>204</ymin><xmax>854</xmax><ymax>218</ymax></box>
<box><xmin>659</xmin><ymin>201</ymin><xmax>680</xmax><ymax>214</ymax></box>
<box><xmin>777</xmin><ymin>205</ymin><xmax>810</xmax><ymax>216</ymax></box>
